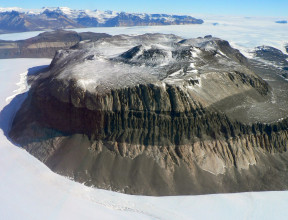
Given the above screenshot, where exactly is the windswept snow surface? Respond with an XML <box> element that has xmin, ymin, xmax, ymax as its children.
<box><xmin>1</xmin><ymin>60</ymin><xmax>288</xmax><ymax>219</ymax></box>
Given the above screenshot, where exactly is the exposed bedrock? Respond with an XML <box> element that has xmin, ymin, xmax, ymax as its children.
<box><xmin>8</xmin><ymin>34</ymin><xmax>288</xmax><ymax>195</ymax></box>
<box><xmin>0</xmin><ymin>30</ymin><xmax>111</xmax><ymax>58</ymax></box>
<box><xmin>9</xmin><ymin>79</ymin><xmax>288</xmax><ymax>195</ymax></box>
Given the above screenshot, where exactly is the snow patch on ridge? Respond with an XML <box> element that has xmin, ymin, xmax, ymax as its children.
<box><xmin>48</xmin><ymin>33</ymin><xmax>254</xmax><ymax>95</ymax></box>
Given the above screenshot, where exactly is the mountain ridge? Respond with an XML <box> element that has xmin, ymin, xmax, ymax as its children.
<box><xmin>0</xmin><ymin>30</ymin><xmax>111</xmax><ymax>58</ymax></box>
<box><xmin>9</xmin><ymin>33</ymin><xmax>288</xmax><ymax>195</ymax></box>
<box><xmin>0</xmin><ymin>7</ymin><xmax>203</xmax><ymax>34</ymax></box>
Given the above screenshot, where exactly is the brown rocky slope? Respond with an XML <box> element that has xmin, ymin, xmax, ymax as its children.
<box><xmin>9</xmin><ymin>34</ymin><xmax>288</xmax><ymax>195</ymax></box>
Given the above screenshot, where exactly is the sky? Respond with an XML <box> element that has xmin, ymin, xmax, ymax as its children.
<box><xmin>0</xmin><ymin>0</ymin><xmax>288</xmax><ymax>16</ymax></box>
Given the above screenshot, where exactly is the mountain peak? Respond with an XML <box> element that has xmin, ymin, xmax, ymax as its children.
<box><xmin>0</xmin><ymin>6</ymin><xmax>203</xmax><ymax>33</ymax></box>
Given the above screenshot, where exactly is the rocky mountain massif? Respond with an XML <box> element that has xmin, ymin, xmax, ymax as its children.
<box><xmin>0</xmin><ymin>30</ymin><xmax>110</xmax><ymax>58</ymax></box>
<box><xmin>0</xmin><ymin>7</ymin><xmax>203</xmax><ymax>34</ymax></box>
<box><xmin>9</xmin><ymin>33</ymin><xmax>288</xmax><ymax>195</ymax></box>
<box><xmin>252</xmin><ymin>45</ymin><xmax>288</xmax><ymax>79</ymax></box>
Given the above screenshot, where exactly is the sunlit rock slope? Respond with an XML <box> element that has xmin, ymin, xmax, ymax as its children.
<box><xmin>9</xmin><ymin>33</ymin><xmax>288</xmax><ymax>195</ymax></box>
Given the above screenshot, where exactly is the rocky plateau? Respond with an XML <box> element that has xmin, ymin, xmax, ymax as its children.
<box><xmin>8</xmin><ymin>33</ymin><xmax>288</xmax><ymax>195</ymax></box>
<box><xmin>0</xmin><ymin>30</ymin><xmax>111</xmax><ymax>58</ymax></box>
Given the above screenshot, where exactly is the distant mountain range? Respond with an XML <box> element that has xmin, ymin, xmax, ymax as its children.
<box><xmin>0</xmin><ymin>7</ymin><xmax>203</xmax><ymax>34</ymax></box>
<box><xmin>275</xmin><ymin>20</ymin><xmax>287</xmax><ymax>24</ymax></box>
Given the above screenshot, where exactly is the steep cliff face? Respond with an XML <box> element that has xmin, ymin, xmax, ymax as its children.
<box><xmin>9</xmin><ymin>34</ymin><xmax>288</xmax><ymax>195</ymax></box>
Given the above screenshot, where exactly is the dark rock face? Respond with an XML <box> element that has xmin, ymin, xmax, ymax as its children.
<box><xmin>0</xmin><ymin>11</ymin><xmax>27</xmax><ymax>32</ymax></box>
<box><xmin>9</xmin><ymin>34</ymin><xmax>288</xmax><ymax>195</ymax></box>
<box><xmin>76</xmin><ymin>16</ymin><xmax>99</xmax><ymax>27</ymax></box>
<box><xmin>254</xmin><ymin>46</ymin><xmax>288</xmax><ymax>64</ymax></box>
<box><xmin>0</xmin><ymin>30</ymin><xmax>111</xmax><ymax>58</ymax></box>
<box><xmin>253</xmin><ymin>46</ymin><xmax>288</xmax><ymax>79</ymax></box>
<box><xmin>9</xmin><ymin>80</ymin><xmax>288</xmax><ymax>195</ymax></box>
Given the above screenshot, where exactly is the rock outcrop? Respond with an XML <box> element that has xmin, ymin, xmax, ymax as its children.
<box><xmin>252</xmin><ymin>45</ymin><xmax>288</xmax><ymax>79</ymax></box>
<box><xmin>9</xmin><ymin>34</ymin><xmax>288</xmax><ymax>195</ymax></box>
<box><xmin>0</xmin><ymin>30</ymin><xmax>111</xmax><ymax>58</ymax></box>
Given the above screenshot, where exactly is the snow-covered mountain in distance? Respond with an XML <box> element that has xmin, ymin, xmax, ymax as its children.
<box><xmin>0</xmin><ymin>6</ymin><xmax>203</xmax><ymax>34</ymax></box>
<box><xmin>0</xmin><ymin>7</ymin><xmax>121</xmax><ymax>23</ymax></box>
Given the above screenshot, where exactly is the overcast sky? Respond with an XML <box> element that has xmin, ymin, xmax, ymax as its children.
<box><xmin>0</xmin><ymin>0</ymin><xmax>287</xmax><ymax>16</ymax></box>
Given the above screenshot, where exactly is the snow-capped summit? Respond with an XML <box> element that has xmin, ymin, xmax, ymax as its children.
<box><xmin>0</xmin><ymin>6</ymin><xmax>203</xmax><ymax>33</ymax></box>
<box><xmin>0</xmin><ymin>7</ymin><xmax>23</xmax><ymax>12</ymax></box>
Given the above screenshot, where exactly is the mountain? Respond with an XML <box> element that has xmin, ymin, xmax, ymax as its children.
<box><xmin>0</xmin><ymin>7</ymin><xmax>203</xmax><ymax>34</ymax></box>
<box><xmin>0</xmin><ymin>30</ymin><xmax>111</xmax><ymax>58</ymax></box>
<box><xmin>9</xmin><ymin>33</ymin><xmax>288</xmax><ymax>196</ymax></box>
<box><xmin>252</xmin><ymin>45</ymin><xmax>288</xmax><ymax>79</ymax></box>
<box><xmin>0</xmin><ymin>9</ymin><xmax>83</xmax><ymax>33</ymax></box>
